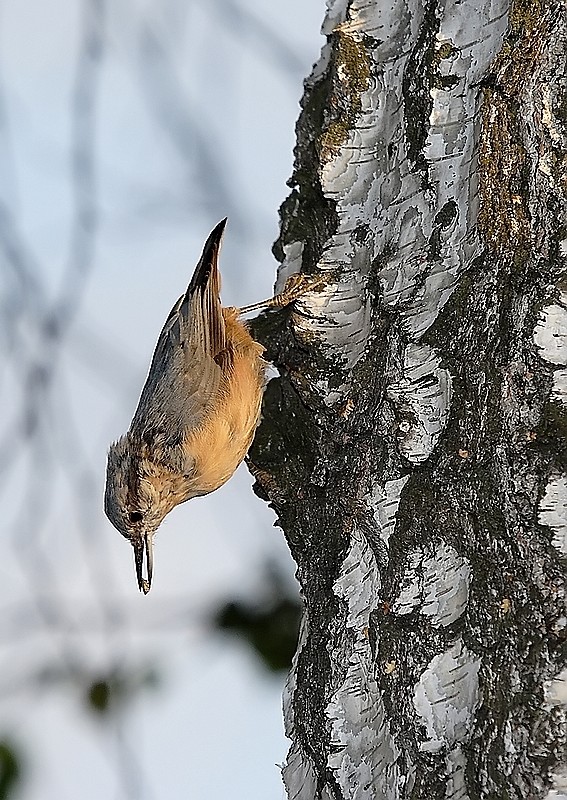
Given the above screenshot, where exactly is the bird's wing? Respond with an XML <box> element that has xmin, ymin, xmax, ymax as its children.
<box><xmin>130</xmin><ymin>219</ymin><xmax>232</xmax><ymax>457</ymax></box>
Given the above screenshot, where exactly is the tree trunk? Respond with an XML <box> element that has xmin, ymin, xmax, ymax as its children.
<box><xmin>249</xmin><ymin>0</ymin><xmax>567</xmax><ymax>798</ymax></box>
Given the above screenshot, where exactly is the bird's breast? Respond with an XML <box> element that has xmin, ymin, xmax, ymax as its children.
<box><xmin>185</xmin><ymin>318</ymin><xmax>265</xmax><ymax>496</ymax></box>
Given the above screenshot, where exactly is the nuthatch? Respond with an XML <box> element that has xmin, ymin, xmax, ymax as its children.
<box><xmin>104</xmin><ymin>219</ymin><xmax>312</xmax><ymax>593</ymax></box>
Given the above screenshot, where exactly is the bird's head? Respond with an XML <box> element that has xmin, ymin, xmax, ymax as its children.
<box><xmin>104</xmin><ymin>434</ymin><xmax>179</xmax><ymax>594</ymax></box>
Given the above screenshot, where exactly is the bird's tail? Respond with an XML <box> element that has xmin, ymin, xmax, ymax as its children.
<box><xmin>188</xmin><ymin>217</ymin><xmax>227</xmax><ymax>296</ymax></box>
<box><xmin>184</xmin><ymin>218</ymin><xmax>227</xmax><ymax>357</ymax></box>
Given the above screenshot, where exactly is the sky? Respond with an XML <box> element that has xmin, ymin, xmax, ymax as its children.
<box><xmin>0</xmin><ymin>1</ymin><xmax>324</xmax><ymax>798</ymax></box>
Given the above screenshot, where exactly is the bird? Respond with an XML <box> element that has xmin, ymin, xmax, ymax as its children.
<box><xmin>104</xmin><ymin>219</ymin><xmax>315</xmax><ymax>594</ymax></box>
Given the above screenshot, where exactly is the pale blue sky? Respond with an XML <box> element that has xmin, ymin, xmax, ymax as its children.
<box><xmin>0</xmin><ymin>1</ymin><xmax>323</xmax><ymax>798</ymax></box>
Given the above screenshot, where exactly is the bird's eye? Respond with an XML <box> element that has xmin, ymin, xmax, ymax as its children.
<box><xmin>128</xmin><ymin>511</ymin><xmax>143</xmax><ymax>524</ymax></box>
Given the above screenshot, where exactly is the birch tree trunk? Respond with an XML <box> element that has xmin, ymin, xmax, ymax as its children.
<box><xmin>249</xmin><ymin>0</ymin><xmax>567</xmax><ymax>798</ymax></box>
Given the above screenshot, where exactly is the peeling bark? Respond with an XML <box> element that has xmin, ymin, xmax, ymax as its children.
<box><xmin>249</xmin><ymin>0</ymin><xmax>567</xmax><ymax>797</ymax></box>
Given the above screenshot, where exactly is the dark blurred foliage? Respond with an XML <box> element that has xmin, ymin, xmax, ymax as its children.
<box><xmin>213</xmin><ymin>566</ymin><xmax>302</xmax><ymax>672</ymax></box>
<box><xmin>0</xmin><ymin>740</ymin><xmax>22</xmax><ymax>800</ymax></box>
<box><xmin>84</xmin><ymin>667</ymin><xmax>160</xmax><ymax>717</ymax></box>
<box><xmin>34</xmin><ymin>662</ymin><xmax>160</xmax><ymax>717</ymax></box>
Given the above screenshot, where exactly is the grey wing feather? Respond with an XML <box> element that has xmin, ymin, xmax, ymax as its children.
<box><xmin>130</xmin><ymin>220</ymin><xmax>230</xmax><ymax>452</ymax></box>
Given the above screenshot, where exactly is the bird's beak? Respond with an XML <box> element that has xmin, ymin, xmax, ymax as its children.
<box><xmin>133</xmin><ymin>533</ymin><xmax>153</xmax><ymax>594</ymax></box>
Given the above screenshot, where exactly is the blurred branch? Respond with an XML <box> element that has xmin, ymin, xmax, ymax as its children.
<box><xmin>137</xmin><ymin>23</ymin><xmax>240</xmax><ymax>227</ymax></box>
<box><xmin>216</xmin><ymin>0</ymin><xmax>307</xmax><ymax>77</ymax></box>
<box><xmin>52</xmin><ymin>0</ymin><xmax>105</xmax><ymax>334</ymax></box>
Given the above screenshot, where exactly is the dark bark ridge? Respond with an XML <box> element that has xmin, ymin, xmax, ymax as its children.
<box><xmin>249</xmin><ymin>1</ymin><xmax>567</xmax><ymax>798</ymax></box>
